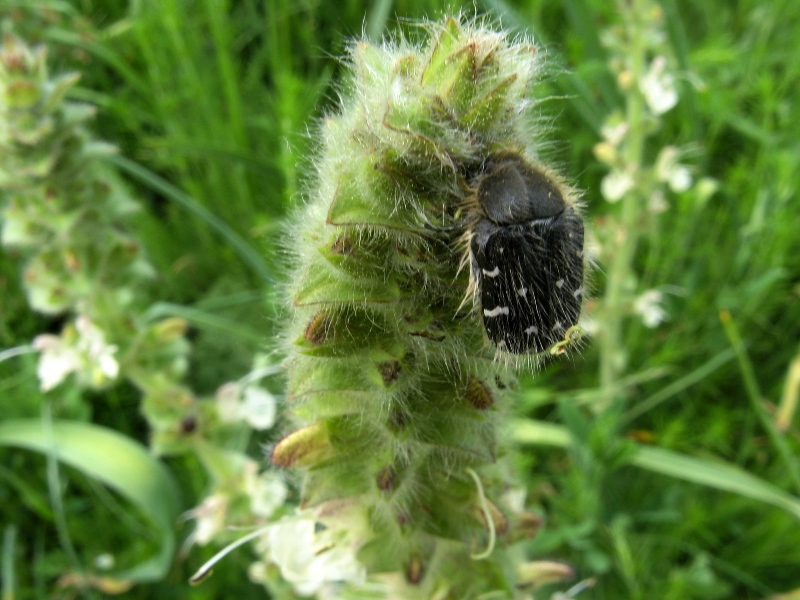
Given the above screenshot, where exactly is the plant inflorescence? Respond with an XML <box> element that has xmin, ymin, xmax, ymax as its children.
<box><xmin>273</xmin><ymin>16</ymin><xmax>585</xmax><ymax>597</ymax></box>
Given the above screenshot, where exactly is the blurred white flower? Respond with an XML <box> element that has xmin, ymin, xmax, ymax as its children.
<box><xmin>667</xmin><ymin>165</ymin><xmax>692</xmax><ymax>192</ymax></box>
<box><xmin>601</xmin><ymin>169</ymin><xmax>634</xmax><ymax>202</ymax></box>
<box><xmin>601</xmin><ymin>121</ymin><xmax>628</xmax><ymax>146</ymax></box>
<box><xmin>500</xmin><ymin>487</ymin><xmax>527</xmax><ymax>513</ymax></box>
<box><xmin>32</xmin><ymin>334</ymin><xmax>81</xmax><ymax>391</ymax></box>
<box><xmin>593</xmin><ymin>141</ymin><xmax>617</xmax><ymax>166</ymax></box>
<box><xmin>247</xmin><ymin>560</ymin><xmax>268</xmax><ymax>584</ymax></box>
<box><xmin>188</xmin><ymin>493</ymin><xmax>229</xmax><ymax>546</ymax></box>
<box><xmin>648</xmin><ymin>189</ymin><xmax>670</xmax><ymax>214</ymax></box>
<box><xmin>32</xmin><ymin>316</ymin><xmax>119</xmax><ymax>391</ymax></box>
<box><xmin>656</xmin><ymin>146</ymin><xmax>693</xmax><ymax>192</ymax></box>
<box><xmin>266</xmin><ymin>516</ymin><xmax>366</xmax><ymax>597</ymax></box>
<box><xmin>74</xmin><ymin>316</ymin><xmax>119</xmax><ymax>384</ymax></box>
<box><xmin>215</xmin><ymin>383</ymin><xmax>278</xmax><ymax>430</ymax></box>
<box><xmin>243</xmin><ymin>462</ymin><xmax>287</xmax><ymax>518</ymax></box>
<box><xmin>241</xmin><ymin>386</ymin><xmax>277</xmax><ymax>430</ymax></box>
<box><xmin>640</xmin><ymin>56</ymin><xmax>678</xmax><ymax>115</ymax></box>
<box><xmin>633</xmin><ymin>290</ymin><xmax>668</xmax><ymax>328</ymax></box>
<box><xmin>93</xmin><ymin>553</ymin><xmax>115</xmax><ymax>570</ymax></box>
<box><xmin>216</xmin><ymin>382</ymin><xmax>243</xmax><ymax>422</ymax></box>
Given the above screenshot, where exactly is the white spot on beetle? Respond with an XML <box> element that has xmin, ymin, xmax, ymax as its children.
<box><xmin>517</xmin><ymin>287</ymin><xmax>528</xmax><ymax>297</ymax></box>
<box><xmin>524</xmin><ymin>326</ymin><xmax>539</xmax><ymax>335</ymax></box>
<box><xmin>483</xmin><ymin>306</ymin><xmax>510</xmax><ymax>318</ymax></box>
<box><xmin>573</xmin><ymin>286</ymin><xmax>584</xmax><ymax>298</ymax></box>
<box><xmin>556</xmin><ymin>279</ymin><xmax>565</xmax><ymax>289</ymax></box>
<box><xmin>482</xmin><ymin>266</ymin><xmax>500</xmax><ymax>278</ymax></box>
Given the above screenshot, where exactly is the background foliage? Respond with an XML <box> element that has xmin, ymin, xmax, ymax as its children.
<box><xmin>1</xmin><ymin>0</ymin><xmax>798</xmax><ymax>598</ymax></box>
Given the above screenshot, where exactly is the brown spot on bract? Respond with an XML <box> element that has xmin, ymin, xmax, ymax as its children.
<box><xmin>387</xmin><ymin>408</ymin><xmax>408</xmax><ymax>432</ymax></box>
<box><xmin>466</xmin><ymin>377</ymin><xmax>494</xmax><ymax>410</ymax></box>
<box><xmin>406</xmin><ymin>554</ymin><xmax>424</xmax><ymax>585</ymax></box>
<box><xmin>518</xmin><ymin>512</ymin><xmax>543</xmax><ymax>539</ymax></box>
<box><xmin>331</xmin><ymin>234</ymin><xmax>356</xmax><ymax>256</ymax></box>
<box><xmin>378</xmin><ymin>360</ymin><xmax>402</xmax><ymax>385</ymax></box>
<box><xmin>376</xmin><ymin>465</ymin><xmax>395</xmax><ymax>492</ymax></box>
<box><xmin>305</xmin><ymin>310</ymin><xmax>333</xmax><ymax>345</ymax></box>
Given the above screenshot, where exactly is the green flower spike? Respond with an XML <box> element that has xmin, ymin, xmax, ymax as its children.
<box><xmin>1</xmin><ymin>35</ymin><xmax>193</xmax><ymax>437</ymax></box>
<box><xmin>0</xmin><ymin>34</ymin><xmax>149</xmax><ymax>316</ymax></box>
<box><xmin>277</xmin><ymin>17</ymin><xmax>582</xmax><ymax>598</ymax></box>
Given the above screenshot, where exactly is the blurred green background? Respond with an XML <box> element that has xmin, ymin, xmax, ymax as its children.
<box><xmin>1</xmin><ymin>0</ymin><xmax>799</xmax><ymax>598</ymax></box>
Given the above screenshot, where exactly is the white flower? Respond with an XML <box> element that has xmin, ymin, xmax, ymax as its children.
<box><xmin>215</xmin><ymin>383</ymin><xmax>278</xmax><ymax>430</ymax></box>
<box><xmin>593</xmin><ymin>141</ymin><xmax>617</xmax><ymax>166</ymax></box>
<box><xmin>216</xmin><ymin>382</ymin><xmax>243</xmax><ymax>422</ymax></box>
<box><xmin>188</xmin><ymin>493</ymin><xmax>229</xmax><ymax>546</ymax></box>
<box><xmin>244</xmin><ymin>465</ymin><xmax>287</xmax><ymax>518</ymax></box>
<box><xmin>247</xmin><ymin>560</ymin><xmax>268</xmax><ymax>584</ymax></box>
<box><xmin>267</xmin><ymin>516</ymin><xmax>366</xmax><ymax>597</ymax></box>
<box><xmin>640</xmin><ymin>56</ymin><xmax>678</xmax><ymax>115</ymax></box>
<box><xmin>601</xmin><ymin>169</ymin><xmax>634</xmax><ymax>202</ymax></box>
<box><xmin>601</xmin><ymin>121</ymin><xmax>628</xmax><ymax>146</ymax></box>
<box><xmin>32</xmin><ymin>316</ymin><xmax>119</xmax><ymax>391</ymax></box>
<box><xmin>633</xmin><ymin>290</ymin><xmax>668</xmax><ymax>328</ymax></box>
<box><xmin>74</xmin><ymin>316</ymin><xmax>119</xmax><ymax>384</ymax></box>
<box><xmin>655</xmin><ymin>146</ymin><xmax>693</xmax><ymax>192</ymax></box>
<box><xmin>500</xmin><ymin>487</ymin><xmax>527</xmax><ymax>513</ymax></box>
<box><xmin>648</xmin><ymin>189</ymin><xmax>670</xmax><ymax>214</ymax></box>
<box><xmin>93</xmin><ymin>553</ymin><xmax>115</xmax><ymax>570</ymax></box>
<box><xmin>667</xmin><ymin>165</ymin><xmax>692</xmax><ymax>192</ymax></box>
<box><xmin>240</xmin><ymin>386</ymin><xmax>277</xmax><ymax>430</ymax></box>
<box><xmin>32</xmin><ymin>334</ymin><xmax>81</xmax><ymax>391</ymax></box>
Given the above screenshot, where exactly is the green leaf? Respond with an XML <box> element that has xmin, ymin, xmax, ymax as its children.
<box><xmin>513</xmin><ymin>419</ymin><xmax>800</xmax><ymax>520</ymax></box>
<box><xmin>0</xmin><ymin>420</ymin><xmax>181</xmax><ymax>583</ymax></box>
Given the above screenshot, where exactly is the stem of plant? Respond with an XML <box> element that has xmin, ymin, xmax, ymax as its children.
<box><xmin>599</xmin><ymin>0</ymin><xmax>648</xmax><ymax>410</ymax></box>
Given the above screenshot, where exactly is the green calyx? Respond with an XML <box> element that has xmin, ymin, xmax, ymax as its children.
<box><xmin>279</xmin><ymin>17</ymin><xmax>557</xmax><ymax>597</ymax></box>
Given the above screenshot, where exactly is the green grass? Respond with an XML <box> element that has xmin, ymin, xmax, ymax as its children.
<box><xmin>1</xmin><ymin>0</ymin><xmax>799</xmax><ymax>598</ymax></box>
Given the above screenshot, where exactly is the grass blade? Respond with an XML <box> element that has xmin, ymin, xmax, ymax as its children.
<box><xmin>144</xmin><ymin>302</ymin><xmax>265</xmax><ymax>343</ymax></box>
<box><xmin>513</xmin><ymin>419</ymin><xmax>800</xmax><ymax>520</ymax></box>
<box><xmin>2</xmin><ymin>526</ymin><xmax>16</xmax><ymax>600</ymax></box>
<box><xmin>0</xmin><ymin>420</ymin><xmax>181</xmax><ymax>583</ymax></box>
<box><xmin>623</xmin><ymin>348</ymin><xmax>736</xmax><ymax>423</ymax></box>
<box><xmin>109</xmin><ymin>154</ymin><xmax>272</xmax><ymax>283</ymax></box>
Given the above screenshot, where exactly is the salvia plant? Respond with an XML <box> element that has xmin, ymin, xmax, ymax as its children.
<box><xmin>0</xmin><ymin>34</ymin><xmax>289</xmax><ymax>590</ymax></box>
<box><xmin>591</xmin><ymin>0</ymin><xmax>717</xmax><ymax>410</ymax></box>
<box><xmin>271</xmin><ymin>16</ymin><xmax>587</xmax><ymax>598</ymax></box>
<box><xmin>0</xmin><ymin>33</ymin><xmax>192</xmax><ymax>436</ymax></box>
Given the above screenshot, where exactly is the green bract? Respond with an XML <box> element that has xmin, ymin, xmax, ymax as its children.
<box><xmin>277</xmin><ymin>17</ymin><xmax>571</xmax><ymax>597</ymax></box>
